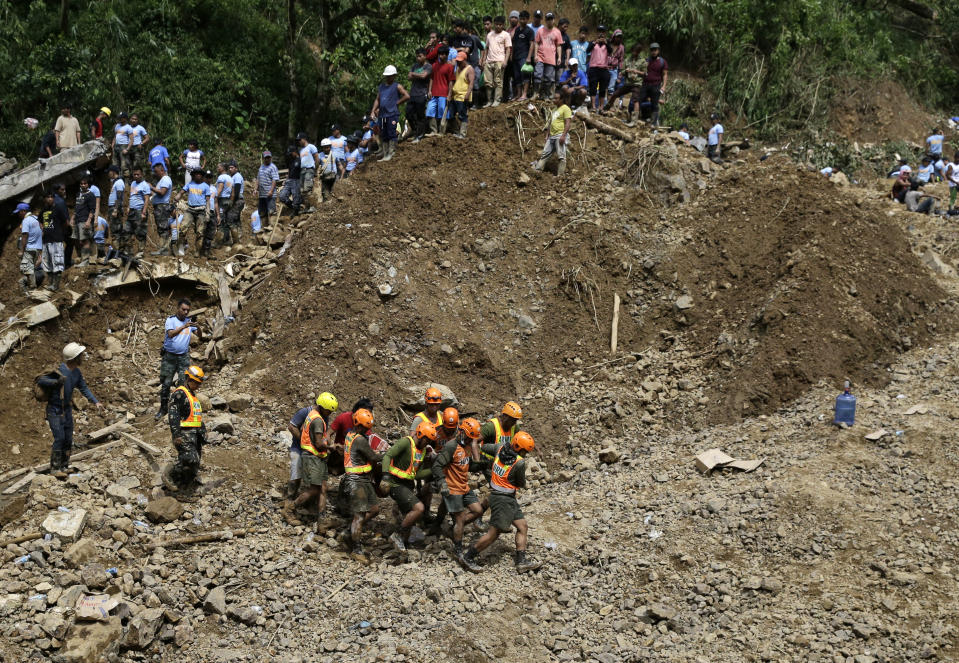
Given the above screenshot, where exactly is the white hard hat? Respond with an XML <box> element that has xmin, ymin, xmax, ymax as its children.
<box><xmin>320</xmin><ymin>138</ymin><xmax>332</xmax><ymax>147</ymax></box>
<box><xmin>568</xmin><ymin>58</ymin><xmax>578</xmax><ymax>66</ymax></box>
<box><xmin>63</xmin><ymin>342</ymin><xmax>86</xmax><ymax>361</ymax></box>
<box><xmin>383</xmin><ymin>65</ymin><xmax>398</xmax><ymax>76</ymax></box>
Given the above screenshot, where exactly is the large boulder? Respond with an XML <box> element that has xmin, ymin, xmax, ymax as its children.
<box><xmin>403</xmin><ymin>382</ymin><xmax>459</xmax><ymax>409</ymax></box>
<box><xmin>42</xmin><ymin>507</ymin><xmax>88</xmax><ymax>542</ymax></box>
<box><xmin>145</xmin><ymin>497</ymin><xmax>184</xmax><ymax>523</ymax></box>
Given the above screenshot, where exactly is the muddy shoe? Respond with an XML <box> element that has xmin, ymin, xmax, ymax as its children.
<box><xmin>282</xmin><ymin>501</ymin><xmax>302</xmax><ymax>526</ymax></box>
<box><xmin>351</xmin><ymin>546</ymin><xmax>370</xmax><ymax>565</ymax></box>
<box><xmin>515</xmin><ymin>552</ymin><xmax>542</xmax><ymax>573</ymax></box>
<box><xmin>53</xmin><ymin>468</ymin><xmax>68</xmax><ymax>480</ymax></box>
<box><xmin>458</xmin><ymin>552</ymin><xmax>482</xmax><ymax>573</ymax></box>
<box><xmin>336</xmin><ymin>529</ymin><xmax>352</xmax><ymax>549</ymax></box>
<box><xmin>160</xmin><ymin>464</ymin><xmax>180</xmax><ymax>493</ymax></box>
<box><xmin>389</xmin><ymin>532</ymin><xmax>407</xmax><ymax>552</ymax></box>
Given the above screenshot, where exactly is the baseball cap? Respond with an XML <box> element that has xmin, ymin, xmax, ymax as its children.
<box><xmin>612</xmin><ymin>28</ymin><xmax>623</xmax><ymax>36</ymax></box>
<box><xmin>533</xmin><ymin>9</ymin><xmax>542</xmax><ymax>17</ymax></box>
<box><xmin>546</xmin><ymin>12</ymin><xmax>554</xmax><ymax>18</ymax></box>
<box><xmin>14</xmin><ymin>202</ymin><xmax>30</xmax><ymax>214</ymax></box>
<box><xmin>509</xmin><ymin>10</ymin><xmax>519</xmax><ymax>18</ymax></box>
<box><xmin>597</xmin><ymin>24</ymin><xmax>607</xmax><ymax>32</ymax></box>
<box><xmin>568</xmin><ymin>58</ymin><xmax>578</xmax><ymax>66</ymax></box>
<box><xmin>455</xmin><ymin>51</ymin><xmax>467</xmax><ymax>62</ymax></box>
<box><xmin>262</xmin><ymin>150</ymin><xmax>272</xmax><ymax>157</ymax></box>
<box><xmin>650</xmin><ymin>42</ymin><xmax>660</xmax><ymax>49</ymax></box>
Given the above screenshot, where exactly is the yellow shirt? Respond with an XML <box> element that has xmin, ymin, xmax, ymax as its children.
<box><xmin>550</xmin><ymin>104</ymin><xmax>572</xmax><ymax>136</ymax></box>
<box><xmin>451</xmin><ymin>66</ymin><xmax>471</xmax><ymax>101</ymax></box>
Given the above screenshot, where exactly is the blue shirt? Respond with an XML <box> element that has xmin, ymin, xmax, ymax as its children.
<box><xmin>21</xmin><ymin>214</ymin><xmax>43</xmax><ymax>250</ymax></box>
<box><xmin>250</xmin><ymin>210</ymin><xmax>261</xmax><ymax>233</ymax></box>
<box><xmin>257</xmin><ymin>164</ymin><xmax>279</xmax><ymax>197</ymax></box>
<box><xmin>708</xmin><ymin>123</ymin><xmax>724</xmax><ymax>146</ymax></box>
<box><xmin>927</xmin><ymin>134</ymin><xmax>944</xmax><ymax>156</ymax></box>
<box><xmin>129</xmin><ymin>180</ymin><xmax>150</xmax><ymax>210</ymax></box>
<box><xmin>89</xmin><ymin>184</ymin><xmax>101</xmax><ymax>200</ymax></box>
<box><xmin>328</xmin><ymin>136</ymin><xmax>348</xmax><ymax>162</ymax></box>
<box><xmin>378</xmin><ymin>82</ymin><xmax>400</xmax><ymax>117</ymax></box>
<box><xmin>93</xmin><ymin>216</ymin><xmax>108</xmax><ymax>243</ymax></box>
<box><xmin>346</xmin><ymin>149</ymin><xmax>360</xmax><ymax>171</ymax></box>
<box><xmin>149</xmin><ymin>145</ymin><xmax>169</xmax><ymax>167</ymax></box>
<box><xmin>360</xmin><ymin>130</ymin><xmax>372</xmax><ymax>159</ymax></box>
<box><xmin>152</xmin><ymin>175</ymin><xmax>173</xmax><ymax>205</ymax></box>
<box><xmin>559</xmin><ymin>69</ymin><xmax>588</xmax><ymax>87</ymax></box>
<box><xmin>163</xmin><ymin>315</ymin><xmax>194</xmax><ymax>355</ymax></box>
<box><xmin>131</xmin><ymin>125</ymin><xmax>148</xmax><ymax>145</ymax></box>
<box><xmin>232</xmin><ymin>172</ymin><xmax>245</xmax><ymax>198</ymax></box>
<box><xmin>289</xmin><ymin>405</ymin><xmax>312</xmax><ymax>451</ymax></box>
<box><xmin>184</xmin><ymin>181</ymin><xmax>210</xmax><ymax>207</ymax></box>
<box><xmin>216</xmin><ymin>173</ymin><xmax>233</xmax><ymax>198</ymax></box>
<box><xmin>571</xmin><ymin>39</ymin><xmax>589</xmax><ymax>67</ymax></box>
<box><xmin>299</xmin><ymin>144</ymin><xmax>318</xmax><ymax>169</ymax></box>
<box><xmin>39</xmin><ymin>363</ymin><xmax>98</xmax><ymax>410</ymax></box>
<box><xmin>109</xmin><ymin>179</ymin><xmax>125</xmax><ymax>207</ymax></box>
<box><xmin>319</xmin><ymin>151</ymin><xmax>337</xmax><ymax>175</ymax></box>
<box><xmin>114</xmin><ymin>123</ymin><xmax>132</xmax><ymax>145</ymax></box>
<box><xmin>917</xmin><ymin>164</ymin><xmax>935</xmax><ymax>183</ymax></box>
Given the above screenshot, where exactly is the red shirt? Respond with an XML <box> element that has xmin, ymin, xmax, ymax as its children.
<box><xmin>330</xmin><ymin>411</ymin><xmax>354</xmax><ymax>445</ymax></box>
<box><xmin>430</xmin><ymin>61</ymin><xmax>455</xmax><ymax>97</ymax></box>
<box><xmin>425</xmin><ymin>43</ymin><xmax>442</xmax><ymax>63</ymax></box>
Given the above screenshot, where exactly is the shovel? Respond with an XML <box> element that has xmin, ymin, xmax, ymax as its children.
<box><xmin>439</xmin><ymin>97</ymin><xmax>452</xmax><ymax>134</ymax></box>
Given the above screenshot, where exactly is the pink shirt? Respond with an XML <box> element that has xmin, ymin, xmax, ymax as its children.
<box><xmin>535</xmin><ymin>27</ymin><xmax>563</xmax><ymax>65</ymax></box>
<box><xmin>485</xmin><ymin>29</ymin><xmax>512</xmax><ymax>63</ymax></box>
<box><xmin>588</xmin><ymin>42</ymin><xmax>608</xmax><ymax>68</ymax></box>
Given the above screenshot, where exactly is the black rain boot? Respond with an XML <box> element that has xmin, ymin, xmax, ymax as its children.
<box><xmin>459</xmin><ymin>544</ymin><xmax>481</xmax><ymax>572</ymax></box>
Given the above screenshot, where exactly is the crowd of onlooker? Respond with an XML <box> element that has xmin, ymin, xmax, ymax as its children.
<box><xmin>882</xmin><ymin>128</ymin><xmax>959</xmax><ymax>215</ymax></box>
<box><xmin>16</xmin><ymin>13</ymin><xmax>729</xmax><ymax>295</ymax></box>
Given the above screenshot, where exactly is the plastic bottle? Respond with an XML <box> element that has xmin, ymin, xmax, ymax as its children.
<box><xmin>834</xmin><ymin>381</ymin><xmax>856</xmax><ymax>426</ymax></box>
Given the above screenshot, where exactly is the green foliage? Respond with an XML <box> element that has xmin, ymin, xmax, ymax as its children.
<box><xmin>585</xmin><ymin>0</ymin><xmax>959</xmax><ymax>137</ymax></box>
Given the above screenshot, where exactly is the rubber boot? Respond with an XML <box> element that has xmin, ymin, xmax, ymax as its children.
<box><xmin>381</xmin><ymin>141</ymin><xmax>396</xmax><ymax>162</ymax></box>
<box><xmin>624</xmin><ymin>111</ymin><xmax>636</xmax><ymax>128</ymax></box>
<box><xmin>557</xmin><ymin>159</ymin><xmax>567</xmax><ymax>176</ymax></box>
<box><xmin>651</xmin><ymin>111</ymin><xmax>660</xmax><ymax>128</ymax></box>
<box><xmin>533</xmin><ymin>158</ymin><xmax>547</xmax><ymax>172</ymax></box>
<box><xmin>155</xmin><ymin>391</ymin><xmax>169</xmax><ymax>421</ymax></box>
<box><xmin>43</xmin><ymin>271</ymin><xmax>55</xmax><ymax>291</ymax></box>
<box><xmin>456</xmin><ymin>122</ymin><xmax>468</xmax><ymax>139</ymax></box>
<box><xmin>50</xmin><ymin>273</ymin><xmax>61</xmax><ymax>292</ymax></box>
<box><xmin>230</xmin><ymin>228</ymin><xmax>240</xmax><ymax>246</ymax></box>
<box><xmin>50</xmin><ymin>448</ymin><xmax>61</xmax><ymax>476</ymax></box>
<box><xmin>427</xmin><ymin>119</ymin><xmax>439</xmax><ymax>136</ymax></box>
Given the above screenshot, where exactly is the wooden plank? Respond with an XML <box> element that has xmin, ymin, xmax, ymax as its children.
<box><xmin>88</xmin><ymin>420</ymin><xmax>132</xmax><ymax>442</ymax></box>
<box><xmin>610</xmin><ymin>293</ymin><xmax>621</xmax><ymax>355</ymax></box>
<box><xmin>0</xmin><ymin>531</ymin><xmax>42</xmax><ymax>548</ymax></box>
<box><xmin>117</xmin><ymin>431</ymin><xmax>162</xmax><ymax>456</ymax></box>
<box><xmin>2</xmin><ymin>472</ymin><xmax>36</xmax><ymax>495</ymax></box>
<box><xmin>0</xmin><ymin>467</ymin><xmax>30</xmax><ymax>485</ymax></box>
<box><xmin>217</xmin><ymin>273</ymin><xmax>233</xmax><ymax>320</ymax></box>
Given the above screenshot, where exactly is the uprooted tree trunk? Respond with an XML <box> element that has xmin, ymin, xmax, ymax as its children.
<box><xmin>575</xmin><ymin>110</ymin><xmax>635</xmax><ymax>143</ymax></box>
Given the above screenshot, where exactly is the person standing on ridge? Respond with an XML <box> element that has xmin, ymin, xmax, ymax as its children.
<box><xmin>39</xmin><ymin>191</ymin><xmax>66</xmax><ymax>291</ymax></box>
<box><xmin>90</xmin><ymin>107</ymin><xmax>110</xmax><ymax>140</ymax></box>
<box><xmin>481</xmin><ymin>16</ymin><xmax>511</xmax><ymax>107</ymax></box>
<box><xmin>162</xmin><ymin>365</ymin><xmax>207</xmax><ymax>492</ymax></box>
<box><xmin>149</xmin><ymin>162</ymin><xmax>174</xmax><ymax>254</ymax></box>
<box><xmin>16</xmin><ymin>202</ymin><xmax>42</xmax><ymax>292</ymax></box>
<box><xmin>257</xmin><ymin>151</ymin><xmax>280</xmax><ymax>233</ymax></box>
<box><xmin>112</xmin><ymin>112</ymin><xmax>133</xmax><ymax>176</ymax></box>
<box><xmin>128</xmin><ymin>114</ymin><xmax>150</xmax><ymax>173</ymax></box>
<box><xmin>426</xmin><ymin>50</ymin><xmax>455</xmax><ymax>136</ymax></box>
<box><xmin>448</xmin><ymin>51</ymin><xmax>475</xmax><ymax>138</ymax></box>
<box><xmin>638</xmin><ymin>42</ymin><xmax>667</xmax><ymax>127</ymax></box>
<box><xmin>55</xmin><ymin>105</ymin><xmax>82</xmax><ymax>151</ymax></box>
<box><xmin>297</xmin><ymin>132</ymin><xmax>318</xmax><ymax>202</ymax></box>
<box><xmin>370</xmin><ymin>65</ymin><xmax>410</xmax><ymax>161</ymax></box>
<box><xmin>407</xmin><ymin>49</ymin><xmax>433</xmax><ymax>142</ymax></box>
<box><xmin>156</xmin><ymin>299</ymin><xmax>195</xmax><ymax>421</ymax></box>
<box><xmin>179</xmin><ymin>140</ymin><xmax>206</xmax><ymax>187</ymax></box>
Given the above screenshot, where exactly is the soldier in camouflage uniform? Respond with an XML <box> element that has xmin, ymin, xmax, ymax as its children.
<box><xmin>163</xmin><ymin>364</ymin><xmax>207</xmax><ymax>491</ymax></box>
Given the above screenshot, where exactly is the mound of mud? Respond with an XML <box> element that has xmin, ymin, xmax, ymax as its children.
<box><xmin>665</xmin><ymin>159</ymin><xmax>952</xmax><ymax>418</ymax></box>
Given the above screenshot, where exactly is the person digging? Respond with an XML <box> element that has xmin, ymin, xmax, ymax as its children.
<box><xmin>162</xmin><ymin>365</ymin><xmax>207</xmax><ymax>494</ymax></box>
<box><xmin>461</xmin><ymin>431</ymin><xmax>541</xmax><ymax>573</ymax></box>
<box><xmin>283</xmin><ymin>392</ymin><xmax>339</xmax><ymax>530</ymax></box>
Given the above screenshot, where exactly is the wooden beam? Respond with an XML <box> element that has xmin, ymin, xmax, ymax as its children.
<box><xmin>117</xmin><ymin>431</ymin><xmax>163</xmax><ymax>456</ymax></box>
<box><xmin>2</xmin><ymin>472</ymin><xmax>36</xmax><ymax>495</ymax></box>
<box><xmin>610</xmin><ymin>293</ymin><xmax>621</xmax><ymax>355</ymax></box>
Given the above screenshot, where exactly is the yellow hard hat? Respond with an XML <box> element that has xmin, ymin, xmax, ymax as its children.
<box><xmin>185</xmin><ymin>365</ymin><xmax>205</xmax><ymax>382</ymax></box>
<box><xmin>100</xmin><ymin>106</ymin><xmax>112</xmax><ymax>116</ymax></box>
<box><xmin>316</xmin><ymin>392</ymin><xmax>338</xmax><ymax>411</ymax></box>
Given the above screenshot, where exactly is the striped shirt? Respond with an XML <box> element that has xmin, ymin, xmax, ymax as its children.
<box><xmin>257</xmin><ymin>164</ymin><xmax>279</xmax><ymax>197</ymax></box>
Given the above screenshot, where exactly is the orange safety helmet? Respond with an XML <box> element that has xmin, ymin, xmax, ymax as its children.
<box><xmin>501</xmin><ymin>401</ymin><xmax>523</xmax><ymax>419</ymax></box>
<box><xmin>511</xmin><ymin>431</ymin><xmax>535</xmax><ymax>453</ymax></box>
<box><xmin>352</xmin><ymin>408</ymin><xmax>374</xmax><ymax>429</ymax></box>
<box><xmin>459</xmin><ymin>417</ymin><xmax>482</xmax><ymax>440</ymax></box>
<box><xmin>425</xmin><ymin>387</ymin><xmax>443</xmax><ymax>404</ymax></box>
<box><xmin>442</xmin><ymin>407</ymin><xmax>460</xmax><ymax>429</ymax></box>
<box><xmin>414</xmin><ymin>420</ymin><xmax>439</xmax><ymax>442</ymax></box>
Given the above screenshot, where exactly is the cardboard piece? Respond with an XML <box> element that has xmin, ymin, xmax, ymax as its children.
<box><xmin>864</xmin><ymin>429</ymin><xmax>888</xmax><ymax>441</ymax></box>
<box><xmin>368</xmin><ymin>433</ymin><xmax>390</xmax><ymax>453</ymax></box>
<box><xmin>75</xmin><ymin>594</ymin><xmax>119</xmax><ymax>621</ymax></box>
<box><xmin>694</xmin><ymin>448</ymin><xmax>765</xmax><ymax>475</ymax></box>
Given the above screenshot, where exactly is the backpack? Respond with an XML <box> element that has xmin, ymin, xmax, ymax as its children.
<box><xmin>33</xmin><ymin>368</ymin><xmax>63</xmax><ymax>403</ymax></box>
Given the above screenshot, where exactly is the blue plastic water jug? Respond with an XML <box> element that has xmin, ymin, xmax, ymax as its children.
<box><xmin>834</xmin><ymin>381</ymin><xmax>856</xmax><ymax>426</ymax></box>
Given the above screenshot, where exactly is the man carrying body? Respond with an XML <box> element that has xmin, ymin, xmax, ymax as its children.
<box><xmin>162</xmin><ymin>365</ymin><xmax>207</xmax><ymax>492</ymax></box>
<box><xmin>283</xmin><ymin>392</ymin><xmax>339</xmax><ymax>528</ymax></box>
<box><xmin>380</xmin><ymin>420</ymin><xmax>438</xmax><ymax>551</ymax></box>
<box><xmin>16</xmin><ymin>203</ymin><xmax>42</xmax><ymax>292</ymax></box>
<box><xmin>433</xmin><ymin>416</ymin><xmax>485</xmax><ymax>562</ymax></box>
<box><xmin>339</xmin><ymin>408</ymin><xmax>384</xmax><ymax>562</ymax></box>
<box><xmin>37</xmin><ymin>343</ymin><xmax>104</xmax><ymax>478</ymax></box>
<box><xmin>156</xmin><ymin>299</ymin><xmax>195</xmax><ymax>420</ymax></box>
<box><xmin>461</xmin><ymin>431</ymin><xmax>539</xmax><ymax>572</ymax></box>
<box><xmin>411</xmin><ymin>386</ymin><xmax>444</xmax><ymax>432</ymax></box>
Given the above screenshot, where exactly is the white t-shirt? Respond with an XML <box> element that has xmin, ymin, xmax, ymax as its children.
<box><xmin>708</xmin><ymin>123</ymin><xmax>724</xmax><ymax>146</ymax></box>
<box><xmin>820</xmin><ymin>167</ymin><xmax>833</xmax><ymax>176</ymax></box>
<box><xmin>678</xmin><ymin>130</ymin><xmax>689</xmax><ymax>141</ymax></box>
